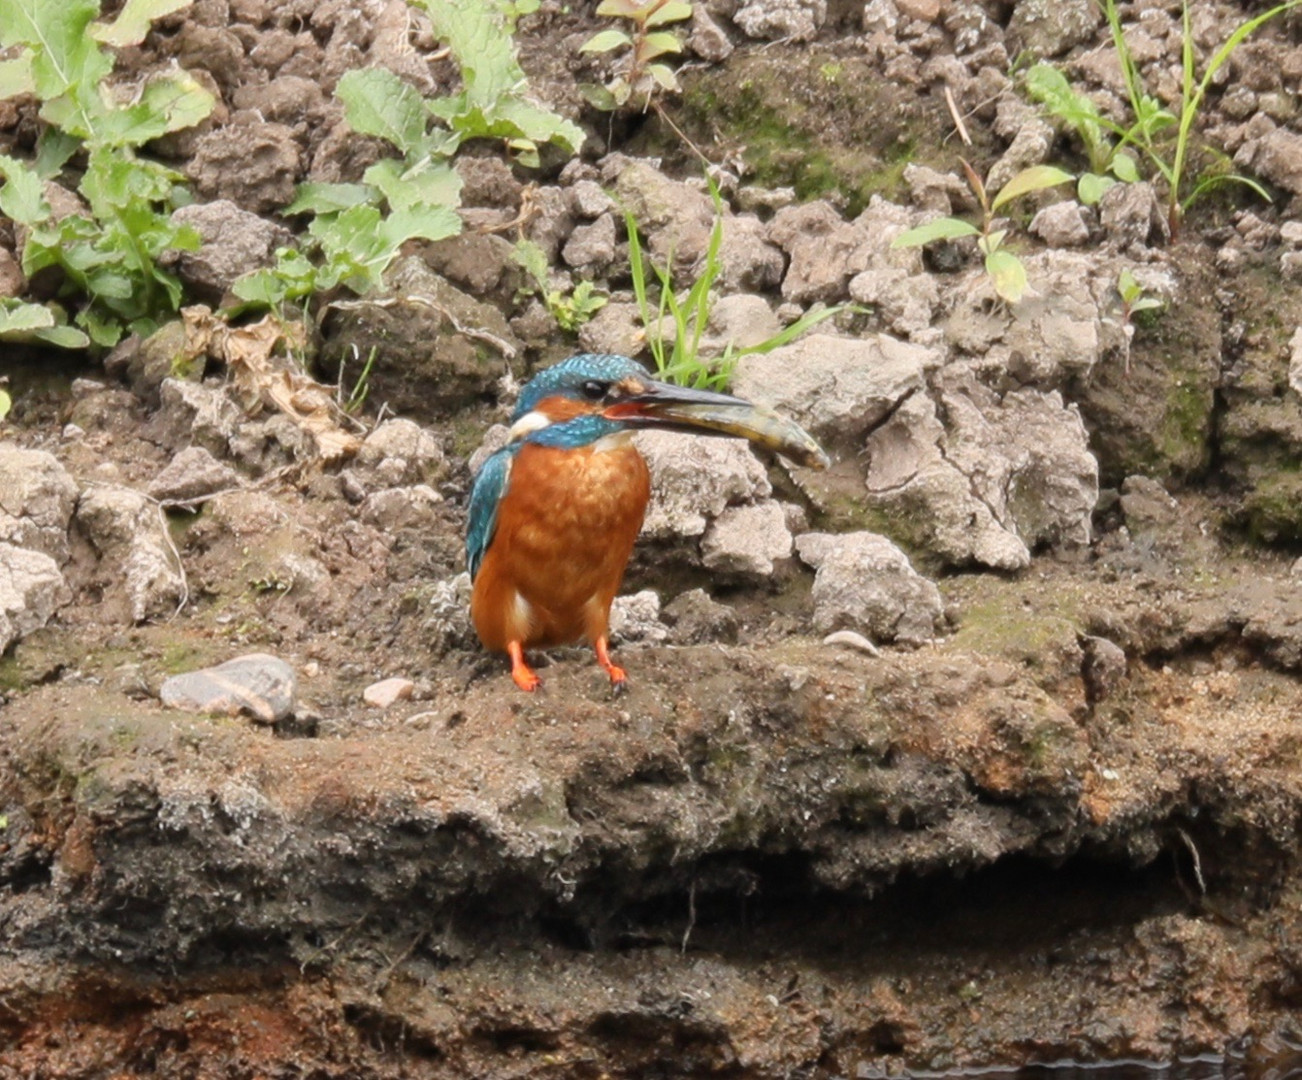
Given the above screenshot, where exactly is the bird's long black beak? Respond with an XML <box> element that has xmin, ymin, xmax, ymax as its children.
<box><xmin>604</xmin><ymin>379</ymin><xmax>830</xmax><ymax>470</ymax></box>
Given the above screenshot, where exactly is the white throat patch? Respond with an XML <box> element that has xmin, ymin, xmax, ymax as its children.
<box><xmin>507</xmin><ymin>410</ymin><xmax>551</xmax><ymax>442</ymax></box>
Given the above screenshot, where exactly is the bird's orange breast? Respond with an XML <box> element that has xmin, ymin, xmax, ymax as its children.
<box><xmin>471</xmin><ymin>439</ymin><xmax>651</xmax><ymax>653</ymax></box>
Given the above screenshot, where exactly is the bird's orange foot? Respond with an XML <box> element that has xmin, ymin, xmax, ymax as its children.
<box><xmin>594</xmin><ymin>636</ymin><xmax>628</xmax><ymax>695</ymax></box>
<box><xmin>508</xmin><ymin>641</ymin><xmax>542</xmax><ymax>693</ymax></box>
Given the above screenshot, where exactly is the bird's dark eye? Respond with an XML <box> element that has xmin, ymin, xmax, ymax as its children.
<box><xmin>581</xmin><ymin>380</ymin><xmax>609</xmax><ymax>400</ymax></box>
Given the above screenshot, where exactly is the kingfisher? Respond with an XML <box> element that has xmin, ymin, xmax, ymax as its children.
<box><xmin>466</xmin><ymin>353</ymin><xmax>829</xmax><ymax>693</ymax></box>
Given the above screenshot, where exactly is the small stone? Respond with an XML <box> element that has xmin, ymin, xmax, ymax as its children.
<box><xmin>610</xmin><ymin>589</ymin><xmax>668</xmax><ymax>644</ymax></box>
<box><xmin>663</xmin><ymin>589</ymin><xmax>739</xmax><ymax>645</ymax></box>
<box><xmin>147</xmin><ymin>446</ymin><xmax>242</xmax><ymax>503</ymax></box>
<box><xmin>0</xmin><ymin>543</ymin><xmax>69</xmax><ymax>653</ymax></box>
<box><xmin>1082</xmin><ymin>636</ymin><xmax>1127</xmax><ymax>703</ymax></box>
<box><xmin>363</xmin><ymin>677</ymin><xmax>415</xmax><ymax>708</ymax></box>
<box><xmin>561</xmin><ymin>213</ymin><xmax>617</xmax><ymax>273</ymax></box>
<box><xmin>569</xmin><ymin>179</ymin><xmax>613</xmax><ymax>219</ymax></box>
<box><xmin>160</xmin><ymin>652</ymin><xmax>298</xmax><ymax>722</ymax></box>
<box><xmin>733</xmin><ymin>0</ymin><xmax>826</xmax><ymax>41</ymax></box>
<box><xmin>688</xmin><ymin>6</ymin><xmax>734</xmax><ymax>60</ymax></box>
<box><xmin>701</xmin><ymin>501</ymin><xmax>793</xmax><ymax>578</ymax></box>
<box><xmin>165</xmin><ymin>199</ymin><xmax>292</xmax><ymax>302</ymax></box>
<box><xmin>0</xmin><ymin>444</ymin><xmax>79</xmax><ymax>563</ymax></box>
<box><xmin>1030</xmin><ymin>201</ymin><xmax>1091</xmax><ymax>247</ymax></box>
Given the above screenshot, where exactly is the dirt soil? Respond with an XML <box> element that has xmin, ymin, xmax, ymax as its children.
<box><xmin>8</xmin><ymin>0</ymin><xmax>1302</xmax><ymax>1077</ymax></box>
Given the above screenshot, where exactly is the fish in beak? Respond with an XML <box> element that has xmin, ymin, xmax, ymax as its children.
<box><xmin>604</xmin><ymin>379</ymin><xmax>830</xmax><ymax>470</ymax></box>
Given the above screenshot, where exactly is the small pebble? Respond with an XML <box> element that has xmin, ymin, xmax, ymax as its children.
<box><xmin>822</xmin><ymin>630</ymin><xmax>882</xmax><ymax>657</ymax></box>
<box><xmin>363</xmin><ymin>677</ymin><xmax>415</xmax><ymax>708</ymax></box>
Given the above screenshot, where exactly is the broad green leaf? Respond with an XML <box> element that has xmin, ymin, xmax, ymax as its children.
<box><xmin>990</xmin><ymin>165</ymin><xmax>1074</xmax><ymax>214</ymax></box>
<box><xmin>1130</xmin><ymin>297</ymin><xmax>1163</xmax><ymax>314</ymax></box>
<box><xmin>0</xmin><ymin>53</ymin><xmax>35</xmax><ymax>99</ymax></box>
<box><xmin>33</xmin><ymin>324</ymin><xmax>91</xmax><ymax>348</ymax></box>
<box><xmin>1077</xmin><ymin>172</ymin><xmax>1115</xmax><ymax>206</ymax></box>
<box><xmin>1109</xmin><ymin>152</ymin><xmax>1140</xmax><ymax>183</ymax></box>
<box><xmin>96</xmin><ymin>71</ymin><xmax>215</xmax><ymax>145</ymax></box>
<box><xmin>3</xmin><ymin>0</ymin><xmax>111</xmax><ymax>117</ymax></box>
<box><xmin>34</xmin><ymin>128</ymin><xmax>80</xmax><ymax>179</ymax></box>
<box><xmin>80</xmin><ymin>307</ymin><xmax>123</xmax><ymax>347</ymax></box>
<box><xmin>0</xmin><ymin>153</ymin><xmax>49</xmax><ymax>225</ymax></box>
<box><xmin>639</xmin><ymin>31</ymin><xmax>683</xmax><ymax>60</ymax></box>
<box><xmin>0</xmin><ymin>298</ymin><xmax>57</xmax><ymax>333</ymax></box>
<box><xmin>646</xmin><ymin>1</ymin><xmax>693</xmax><ymax>25</ymax></box>
<box><xmin>646</xmin><ymin>63</ymin><xmax>680</xmax><ymax>92</ymax></box>
<box><xmin>491</xmin><ymin>97</ymin><xmax>584</xmax><ymax>155</ymax></box>
<box><xmin>416</xmin><ymin>0</ymin><xmax>519</xmax><ymax>109</ymax></box>
<box><xmin>0</xmin><ymin>389</ymin><xmax>10</xmax><ymax>421</ymax></box>
<box><xmin>283</xmin><ymin>182</ymin><xmax>376</xmax><ymax>216</ymax></box>
<box><xmin>337</xmin><ymin>68</ymin><xmax>430</xmax><ymax>156</ymax></box>
<box><xmin>891</xmin><ymin>217</ymin><xmax>981</xmax><ymax>247</ymax></box>
<box><xmin>986</xmin><ymin>249</ymin><xmax>1027</xmax><ymax>303</ymax></box>
<box><xmin>1117</xmin><ymin>268</ymin><xmax>1141</xmax><ymax>302</ymax></box>
<box><xmin>364</xmin><ymin>159</ymin><xmax>463</xmax><ymax>212</ymax></box>
<box><xmin>380</xmin><ymin>203</ymin><xmax>463</xmax><ymax>249</ymax></box>
<box><xmin>508</xmin><ymin>137</ymin><xmax>540</xmax><ymax>168</ymax></box>
<box><xmin>595</xmin><ymin>0</ymin><xmax>647</xmax><ymax>18</ymax></box>
<box><xmin>580</xmin><ymin>29</ymin><xmax>632</xmax><ymax>53</ymax></box>
<box><xmin>578</xmin><ymin>82</ymin><xmax>619</xmax><ymax>110</ymax></box>
<box><xmin>91</xmin><ymin>0</ymin><xmax>191</xmax><ymax>47</ymax></box>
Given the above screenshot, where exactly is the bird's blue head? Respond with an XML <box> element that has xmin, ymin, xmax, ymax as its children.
<box><xmin>503</xmin><ymin>352</ymin><xmax>831</xmax><ymax>467</ymax></box>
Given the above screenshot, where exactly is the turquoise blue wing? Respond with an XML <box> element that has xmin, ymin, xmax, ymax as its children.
<box><xmin>466</xmin><ymin>447</ymin><xmax>514</xmax><ymax>581</ymax></box>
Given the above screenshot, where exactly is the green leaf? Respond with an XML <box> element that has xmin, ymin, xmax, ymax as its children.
<box><xmin>891</xmin><ymin>217</ymin><xmax>981</xmax><ymax>246</ymax></box>
<box><xmin>0</xmin><ymin>299</ymin><xmax>89</xmax><ymax>348</ymax></box>
<box><xmin>491</xmin><ymin>97</ymin><xmax>585</xmax><ymax>156</ymax></box>
<box><xmin>283</xmin><ymin>182</ymin><xmax>377</xmax><ymax>216</ymax></box>
<box><xmin>578</xmin><ymin>81</ymin><xmax>619</xmax><ymax>110</ymax></box>
<box><xmin>34</xmin><ymin>324</ymin><xmax>92</xmax><ymax>348</ymax></box>
<box><xmin>364</xmin><ymin>159</ymin><xmax>463</xmax><ymax>212</ymax></box>
<box><xmin>580</xmin><ymin>28</ymin><xmax>632</xmax><ymax>52</ymax></box>
<box><xmin>989</xmin><ymin>165</ymin><xmax>1074</xmax><ymax>214</ymax></box>
<box><xmin>336</xmin><ymin>67</ymin><xmax>430</xmax><ymax>156</ymax></box>
<box><xmin>379</xmin><ymin>203</ymin><xmax>463</xmax><ymax>248</ymax></box>
<box><xmin>646</xmin><ymin>63</ymin><xmax>680</xmax><ymax>92</ymax></box>
<box><xmin>595</xmin><ymin>0</ymin><xmax>646</xmax><ymax>17</ymax></box>
<box><xmin>646</xmin><ymin>1</ymin><xmax>693</xmax><ymax>26</ymax></box>
<box><xmin>34</xmin><ymin>128</ymin><xmax>80</xmax><ymax>179</ymax></box>
<box><xmin>1129</xmin><ymin>297</ymin><xmax>1163</xmax><ymax>314</ymax></box>
<box><xmin>2</xmin><ymin>0</ymin><xmax>112</xmax><ymax>119</ymax></box>
<box><xmin>1077</xmin><ymin>172</ymin><xmax>1115</xmax><ymax>206</ymax></box>
<box><xmin>96</xmin><ymin>70</ymin><xmax>215</xmax><ymax>145</ymax></box>
<box><xmin>0</xmin><ymin>389</ymin><xmax>10</xmax><ymax>421</ymax></box>
<box><xmin>0</xmin><ymin>153</ymin><xmax>50</xmax><ymax>225</ymax></box>
<box><xmin>1117</xmin><ymin>268</ymin><xmax>1141</xmax><ymax>302</ymax></box>
<box><xmin>1110</xmin><ymin>152</ymin><xmax>1140</xmax><ymax>183</ymax></box>
<box><xmin>90</xmin><ymin>0</ymin><xmax>191</xmax><ymax>47</ymax></box>
<box><xmin>0</xmin><ymin>53</ymin><xmax>35</xmax><ymax>99</ymax></box>
<box><xmin>985</xmin><ymin>249</ymin><xmax>1027</xmax><ymax>303</ymax></box>
<box><xmin>639</xmin><ymin>31</ymin><xmax>683</xmax><ymax>60</ymax></box>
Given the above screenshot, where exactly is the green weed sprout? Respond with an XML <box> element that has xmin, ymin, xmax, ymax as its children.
<box><xmin>1115</xmin><ymin>268</ymin><xmax>1164</xmax><ymax>373</ymax></box>
<box><xmin>0</xmin><ymin>0</ymin><xmax>216</xmax><ymax>347</ymax></box>
<box><xmin>1102</xmin><ymin>0</ymin><xmax>1301</xmax><ymax>238</ymax></box>
<box><xmin>234</xmin><ymin>0</ymin><xmax>584</xmax><ymax>315</ymax></box>
<box><xmin>580</xmin><ymin>0</ymin><xmax>693</xmax><ymax>111</ymax></box>
<box><xmin>513</xmin><ymin>240</ymin><xmax>609</xmax><ymax>333</ymax></box>
<box><xmin>1024</xmin><ymin>63</ymin><xmax>1141</xmax><ymax>206</ymax></box>
<box><xmin>625</xmin><ymin>182</ymin><xmax>850</xmax><ymax>390</ymax></box>
<box><xmin>892</xmin><ymin>159</ymin><xmax>1073</xmax><ymax>304</ymax></box>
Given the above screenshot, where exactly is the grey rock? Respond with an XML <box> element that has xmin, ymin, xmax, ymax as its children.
<box><xmin>166</xmin><ymin>200</ymin><xmax>293</xmax><ymax>301</ymax></box>
<box><xmin>904</xmin><ymin>164</ymin><xmax>970</xmax><ymax>214</ymax></box>
<box><xmin>719</xmin><ymin>214</ymin><xmax>785</xmax><ymax>292</ymax></box>
<box><xmin>768</xmin><ymin>200</ymin><xmax>863</xmax><ymax>304</ymax></box>
<box><xmin>561</xmin><ymin>213</ymin><xmax>618</xmax><ymax>274</ymax></box>
<box><xmin>1235</xmin><ymin>123</ymin><xmax>1302</xmax><ymax>197</ymax></box>
<box><xmin>420</xmin><ymin>572</ymin><xmax>476</xmax><ymax>659</ymax></box>
<box><xmin>188</xmin><ymin>119</ymin><xmax>302</xmax><ymax>214</ymax></box>
<box><xmin>662</xmin><ymin>588</ymin><xmax>739</xmax><ymax>644</ymax></box>
<box><xmin>610</xmin><ymin>590</ymin><xmax>669</xmax><ymax>644</ymax></box>
<box><xmin>847</xmin><ymin>267</ymin><xmax>941</xmax><ymax>338</ymax></box>
<box><xmin>689</xmin><ymin>6</ymin><xmax>734</xmax><ymax>60</ymax></box>
<box><xmin>523</xmin><ymin>185</ymin><xmax>575</xmax><ymax>263</ymax></box>
<box><xmin>1082</xmin><ymin>635</ymin><xmax>1127</xmax><ymax>703</ymax></box>
<box><xmin>0</xmin><ymin>543</ymin><xmax>69</xmax><ymax>653</ymax></box>
<box><xmin>75</xmin><ymin>486</ymin><xmax>186</xmax><ymax>623</ymax></box>
<box><xmin>1119</xmin><ymin>474</ymin><xmax>1179</xmax><ymax>539</ymax></box>
<box><xmin>1030</xmin><ymin>201</ymin><xmax>1091</xmax><ymax>247</ymax></box>
<box><xmin>569</xmin><ymin>179</ymin><xmax>613</xmax><ymax>219</ymax></box>
<box><xmin>733</xmin><ymin>0</ymin><xmax>826</xmax><ymax>40</ymax></box>
<box><xmin>353</xmin><ymin>419</ymin><xmax>446</xmax><ymax>489</ymax></box>
<box><xmin>986</xmin><ymin>113</ymin><xmax>1056</xmax><ymax>195</ymax></box>
<box><xmin>697</xmin><ymin>294</ymin><xmax>782</xmax><ymax>356</ymax></box>
<box><xmin>160</xmin><ymin>652</ymin><xmax>298</xmax><ymax>722</ymax></box>
<box><xmin>0</xmin><ymin>444</ymin><xmax>78</xmax><ymax>564</ymax></box>
<box><xmin>1009</xmin><ymin>0</ymin><xmax>1098</xmax><ymax>57</ymax></box>
<box><xmin>730</xmin><ymin>332</ymin><xmax>938</xmax><ymax>449</ymax></box>
<box><xmin>0</xmin><ymin>245</ymin><xmax>23</xmax><ymax>298</ymax></box>
<box><xmin>147</xmin><ymin>446</ymin><xmax>242</xmax><ymax>503</ymax></box>
<box><xmin>578</xmin><ymin>301</ymin><xmax>646</xmax><ymax>360</ymax></box>
<box><xmin>359</xmin><ymin>485</ymin><xmax>444</xmax><ymax>531</ymax></box>
<box><xmin>795</xmin><ymin>531</ymin><xmax>944</xmax><ymax>646</ymax></box>
<box><xmin>862</xmin><ymin>385</ymin><xmax>1097</xmax><ymax>570</ymax></box>
<box><xmin>155</xmin><ymin>379</ymin><xmax>243</xmax><ymax>457</ymax></box>
<box><xmin>612</xmin><ymin>160</ymin><xmax>714</xmax><ymax>274</ymax></box>
<box><xmin>701</xmin><ymin>500</ymin><xmax>793</xmax><ymax>578</ymax></box>
<box><xmin>636</xmin><ymin>430</ymin><xmax>771</xmax><ymax>540</ymax></box>
<box><xmin>1099</xmin><ymin>181</ymin><xmax>1170</xmax><ymax>249</ymax></box>
<box><xmin>422</xmin><ymin>232</ymin><xmax>520</xmax><ymax>298</ymax></box>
